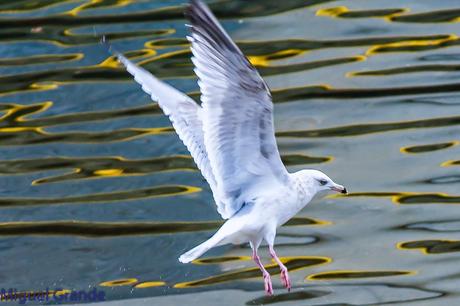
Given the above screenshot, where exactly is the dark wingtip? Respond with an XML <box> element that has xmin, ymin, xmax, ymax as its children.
<box><xmin>185</xmin><ymin>0</ymin><xmax>214</xmax><ymax>25</ymax></box>
<box><xmin>184</xmin><ymin>0</ymin><xmax>237</xmax><ymax>53</ymax></box>
<box><xmin>185</xmin><ymin>0</ymin><xmax>197</xmax><ymax>15</ymax></box>
<box><xmin>189</xmin><ymin>0</ymin><xmax>201</xmax><ymax>7</ymax></box>
<box><xmin>185</xmin><ymin>0</ymin><xmax>200</xmax><ymax>22</ymax></box>
<box><xmin>100</xmin><ymin>35</ymin><xmax>121</xmax><ymax>58</ymax></box>
<box><xmin>341</xmin><ymin>188</ymin><xmax>348</xmax><ymax>194</ymax></box>
<box><xmin>100</xmin><ymin>35</ymin><xmax>111</xmax><ymax>52</ymax></box>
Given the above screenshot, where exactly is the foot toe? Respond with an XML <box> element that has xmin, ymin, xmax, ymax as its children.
<box><xmin>264</xmin><ymin>274</ymin><xmax>274</xmax><ymax>296</ymax></box>
<box><xmin>281</xmin><ymin>270</ymin><xmax>291</xmax><ymax>291</ymax></box>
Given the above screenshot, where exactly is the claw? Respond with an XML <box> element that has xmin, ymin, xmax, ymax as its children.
<box><xmin>281</xmin><ymin>268</ymin><xmax>291</xmax><ymax>291</ymax></box>
<box><xmin>269</xmin><ymin>246</ymin><xmax>292</xmax><ymax>292</ymax></box>
<box><xmin>263</xmin><ymin>273</ymin><xmax>274</xmax><ymax>296</ymax></box>
<box><xmin>253</xmin><ymin>249</ymin><xmax>275</xmax><ymax>295</ymax></box>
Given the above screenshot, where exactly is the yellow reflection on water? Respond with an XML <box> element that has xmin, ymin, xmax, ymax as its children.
<box><xmin>317</xmin><ymin>6</ymin><xmax>408</xmax><ymax>20</ymax></box>
<box><xmin>99</xmin><ymin>278</ymin><xmax>138</xmax><ymax>287</ymax></box>
<box><xmin>285</xmin><ymin>217</ymin><xmax>332</xmax><ymax>227</ymax></box>
<box><xmin>441</xmin><ymin>160</ymin><xmax>460</xmax><ymax>167</ymax></box>
<box><xmin>1</xmin><ymin>81</ymin><xmax>62</xmax><ymax>96</ymax></box>
<box><xmin>28</xmin><ymin>155</ymin><xmax>195</xmax><ymax>185</ymax></box>
<box><xmin>0</xmin><ymin>101</ymin><xmax>52</xmax><ymax>123</ymax></box>
<box><xmin>53</xmin><ymin>289</ymin><xmax>72</xmax><ymax>296</ymax></box>
<box><xmin>365</xmin><ymin>34</ymin><xmax>458</xmax><ymax>56</ymax></box>
<box><xmin>67</xmin><ymin>0</ymin><xmax>135</xmax><ymax>16</ymax></box>
<box><xmin>316</xmin><ymin>6</ymin><xmax>349</xmax><ymax>17</ymax></box>
<box><xmin>248</xmin><ymin>49</ymin><xmax>306</xmax><ymax>67</ymax></box>
<box><xmin>397</xmin><ymin>239</ymin><xmax>460</xmax><ymax>255</ymax></box>
<box><xmin>330</xmin><ymin>191</ymin><xmax>460</xmax><ymax>205</ymax></box>
<box><xmin>306</xmin><ymin>269</ymin><xmax>415</xmax><ymax>280</ymax></box>
<box><xmin>0</xmin><ymin>127</ymin><xmax>41</xmax><ymax>133</ymax></box>
<box><xmin>174</xmin><ymin>256</ymin><xmax>331</xmax><ymax>288</ymax></box>
<box><xmin>248</xmin><ymin>55</ymin><xmax>269</xmax><ymax>67</ymax></box>
<box><xmin>400</xmin><ymin>141</ymin><xmax>459</xmax><ymax>154</ymax></box>
<box><xmin>30</xmin><ymin>82</ymin><xmax>61</xmax><ymax>91</ymax></box>
<box><xmin>192</xmin><ymin>256</ymin><xmax>252</xmax><ymax>265</ymax></box>
<box><xmin>0</xmin><ymin>215</ymin><xmax>327</xmax><ymax>237</ymax></box>
<box><xmin>93</xmin><ymin>168</ymin><xmax>124</xmax><ymax>177</ymax></box>
<box><xmin>0</xmin><ymin>184</ymin><xmax>201</xmax><ymax>208</ymax></box>
<box><xmin>0</xmin><ymin>126</ymin><xmax>174</xmax><ymax>146</ymax></box>
<box><xmin>0</xmin><ymin>100</ymin><xmax>180</xmax><ymax>148</ymax></box>
<box><xmin>97</xmin><ymin>49</ymin><xmax>158</xmax><ymax>69</ymax></box>
<box><xmin>328</xmin><ymin>192</ymin><xmax>402</xmax><ymax>201</ymax></box>
<box><xmin>390</xmin><ymin>9</ymin><xmax>460</xmax><ymax>23</ymax></box>
<box><xmin>134</xmin><ymin>281</ymin><xmax>165</xmax><ymax>288</ymax></box>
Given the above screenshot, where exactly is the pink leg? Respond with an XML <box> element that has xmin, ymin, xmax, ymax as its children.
<box><xmin>252</xmin><ymin>249</ymin><xmax>274</xmax><ymax>296</ymax></box>
<box><xmin>269</xmin><ymin>246</ymin><xmax>291</xmax><ymax>291</ymax></box>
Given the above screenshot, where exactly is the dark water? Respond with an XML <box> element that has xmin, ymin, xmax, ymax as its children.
<box><xmin>1</xmin><ymin>0</ymin><xmax>460</xmax><ymax>305</ymax></box>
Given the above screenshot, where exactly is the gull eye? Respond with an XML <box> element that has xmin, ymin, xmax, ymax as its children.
<box><xmin>319</xmin><ymin>179</ymin><xmax>328</xmax><ymax>186</ymax></box>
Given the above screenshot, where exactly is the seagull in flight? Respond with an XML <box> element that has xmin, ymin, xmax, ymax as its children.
<box><xmin>113</xmin><ymin>0</ymin><xmax>347</xmax><ymax>295</ymax></box>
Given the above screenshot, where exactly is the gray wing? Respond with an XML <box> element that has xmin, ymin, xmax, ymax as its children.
<box><xmin>186</xmin><ymin>0</ymin><xmax>290</xmax><ymax>219</ymax></box>
<box><xmin>115</xmin><ymin>52</ymin><xmax>219</xmax><ymax>203</ymax></box>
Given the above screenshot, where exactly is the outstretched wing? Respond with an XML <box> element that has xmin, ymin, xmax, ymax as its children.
<box><xmin>186</xmin><ymin>0</ymin><xmax>290</xmax><ymax>218</ymax></box>
<box><xmin>115</xmin><ymin>52</ymin><xmax>219</xmax><ymax>202</ymax></box>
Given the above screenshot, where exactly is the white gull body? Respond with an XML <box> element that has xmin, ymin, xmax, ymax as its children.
<box><xmin>115</xmin><ymin>0</ymin><xmax>347</xmax><ymax>295</ymax></box>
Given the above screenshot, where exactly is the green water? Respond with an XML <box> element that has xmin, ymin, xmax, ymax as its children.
<box><xmin>1</xmin><ymin>0</ymin><xmax>460</xmax><ymax>305</ymax></box>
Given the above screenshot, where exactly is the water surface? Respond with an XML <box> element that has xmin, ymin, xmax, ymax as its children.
<box><xmin>1</xmin><ymin>0</ymin><xmax>460</xmax><ymax>305</ymax></box>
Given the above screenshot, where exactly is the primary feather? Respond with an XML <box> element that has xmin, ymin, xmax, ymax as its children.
<box><xmin>186</xmin><ymin>0</ymin><xmax>290</xmax><ymax>218</ymax></box>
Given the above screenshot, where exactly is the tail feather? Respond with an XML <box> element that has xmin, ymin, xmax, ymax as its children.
<box><xmin>179</xmin><ymin>236</ymin><xmax>220</xmax><ymax>263</ymax></box>
<box><xmin>179</xmin><ymin>218</ymin><xmax>240</xmax><ymax>263</ymax></box>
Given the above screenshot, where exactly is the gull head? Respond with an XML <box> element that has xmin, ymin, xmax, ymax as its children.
<box><xmin>296</xmin><ymin>169</ymin><xmax>347</xmax><ymax>195</ymax></box>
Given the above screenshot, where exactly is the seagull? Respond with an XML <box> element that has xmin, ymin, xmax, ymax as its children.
<box><xmin>113</xmin><ymin>0</ymin><xmax>347</xmax><ymax>296</ymax></box>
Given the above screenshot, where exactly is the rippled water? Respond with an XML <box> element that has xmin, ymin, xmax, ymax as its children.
<box><xmin>2</xmin><ymin>0</ymin><xmax>460</xmax><ymax>305</ymax></box>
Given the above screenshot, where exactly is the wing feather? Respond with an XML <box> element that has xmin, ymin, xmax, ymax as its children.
<box><xmin>115</xmin><ymin>53</ymin><xmax>219</xmax><ymax>202</ymax></box>
<box><xmin>187</xmin><ymin>0</ymin><xmax>289</xmax><ymax>218</ymax></box>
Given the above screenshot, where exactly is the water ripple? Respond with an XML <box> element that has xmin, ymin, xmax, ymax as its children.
<box><xmin>1</xmin><ymin>0</ymin><xmax>459</xmax><ymax>303</ymax></box>
<box><xmin>316</xmin><ymin>6</ymin><xmax>407</xmax><ymax>20</ymax></box>
<box><xmin>401</xmin><ymin>141</ymin><xmax>458</xmax><ymax>154</ymax></box>
<box><xmin>338</xmin><ymin>192</ymin><xmax>460</xmax><ymax>205</ymax></box>
<box><xmin>0</xmin><ymin>217</ymin><xmax>326</xmax><ymax>237</ymax></box>
<box><xmin>0</xmin><ymin>185</ymin><xmax>200</xmax><ymax>208</ymax></box>
<box><xmin>0</xmin><ymin>0</ymin><xmax>336</xmax><ymax>29</ymax></box>
<box><xmin>398</xmin><ymin>240</ymin><xmax>460</xmax><ymax>254</ymax></box>
<box><xmin>306</xmin><ymin>270</ymin><xmax>414</xmax><ymax>280</ymax></box>
<box><xmin>0</xmin><ymin>153</ymin><xmax>331</xmax><ymax>185</ymax></box>
<box><xmin>174</xmin><ymin>256</ymin><xmax>330</xmax><ymax>288</ymax></box>
<box><xmin>247</xmin><ymin>284</ymin><xmax>443</xmax><ymax>305</ymax></box>
<box><xmin>277</xmin><ymin>115</ymin><xmax>460</xmax><ymax>138</ymax></box>
<box><xmin>391</xmin><ymin>9</ymin><xmax>460</xmax><ymax>23</ymax></box>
